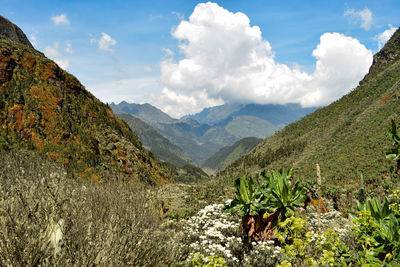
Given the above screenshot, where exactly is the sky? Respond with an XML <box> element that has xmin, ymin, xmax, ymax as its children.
<box><xmin>1</xmin><ymin>0</ymin><xmax>399</xmax><ymax>118</ymax></box>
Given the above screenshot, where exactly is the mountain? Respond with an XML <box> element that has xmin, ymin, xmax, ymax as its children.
<box><xmin>0</xmin><ymin>16</ymin><xmax>33</xmax><ymax>49</ymax></box>
<box><xmin>110</xmin><ymin>101</ymin><xmax>177</xmax><ymax>125</ymax></box>
<box><xmin>223</xmin><ymin>116</ymin><xmax>280</xmax><ymax>139</ymax></box>
<box><xmin>218</xmin><ymin>28</ymin><xmax>400</xmax><ymax>193</ymax></box>
<box><xmin>202</xmin><ymin>137</ymin><xmax>262</xmax><ymax>171</ymax></box>
<box><xmin>116</xmin><ymin>113</ymin><xmax>193</xmax><ymax>167</ymax></box>
<box><xmin>111</xmin><ymin>102</ymin><xmax>286</xmax><ymax>165</ymax></box>
<box><xmin>183</xmin><ymin>103</ymin><xmax>317</xmax><ymax>126</ymax></box>
<box><xmin>0</xmin><ymin>18</ymin><xmax>171</xmax><ymax>185</ymax></box>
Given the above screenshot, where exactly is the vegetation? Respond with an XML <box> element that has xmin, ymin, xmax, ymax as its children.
<box><xmin>224</xmin><ymin>168</ymin><xmax>306</xmax><ymax>242</ymax></box>
<box><xmin>218</xmin><ymin>28</ymin><xmax>400</xmax><ymax>196</ymax></box>
<box><xmin>0</xmin><ymin>35</ymin><xmax>170</xmax><ymax>185</ymax></box>
<box><xmin>386</xmin><ymin>119</ymin><xmax>400</xmax><ymax>173</ymax></box>
<box><xmin>117</xmin><ymin>113</ymin><xmax>193</xmax><ymax>167</ymax></box>
<box><xmin>0</xmin><ymin>149</ymin><xmax>187</xmax><ymax>266</ymax></box>
<box><xmin>202</xmin><ymin>137</ymin><xmax>262</xmax><ymax>171</ymax></box>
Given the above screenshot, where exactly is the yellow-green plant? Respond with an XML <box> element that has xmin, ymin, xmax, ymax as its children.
<box><xmin>190</xmin><ymin>253</ymin><xmax>227</xmax><ymax>267</ymax></box>
<box><xmin>277</xmin><ymin>217</ymin><xmax>350</xmax><ymax>266</ymax></box>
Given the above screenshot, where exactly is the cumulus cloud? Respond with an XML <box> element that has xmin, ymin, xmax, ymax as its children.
<box><xmin>91</xmin><ymin>32</ymin><xmax>117</xmax><ymax>54</ymax></box>
<box><xmin>65</xmin><ymin>40</ymin><xmax>74</xmax><ymax>54</ymax></box>
<box><xmin>377</xmin><ymin>24</ymin><xmax>397</xmax><ymax>49</ymax></box>
<box><xmin>156</xmin><ymin>2</ymin><xmax>372</xmax><ymax>118</ymax></box>
<box><xmin>344</xmin><ymin>8</ymin><xmax>373</xmax><ymax>30</ymax></box>
<box><xmin>50</xmin><ymin>14</ymin><xmax>70</xmax><ymax>25</ymax></box>
<box><xmin>44</xmin><ymin>42</ymin><xmax>70</xmax><ymax>69</ymax></box>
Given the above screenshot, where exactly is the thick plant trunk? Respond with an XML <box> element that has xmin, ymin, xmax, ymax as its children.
<box><xmin>242</xmin><ymin>210</ymin><xmax>278</xmax><ymax>242</ymax></box>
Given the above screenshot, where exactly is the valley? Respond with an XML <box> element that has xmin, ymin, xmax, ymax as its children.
<box><xmin>1</xmin><ymin>5</ymin><xmax>400</xmax><ymax>266</ymax></box>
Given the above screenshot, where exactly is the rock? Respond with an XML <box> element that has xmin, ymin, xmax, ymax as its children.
<box><xmin>0</xmin><ymin>15</ymin><xmax>33</xmax><ymax>48</ymax></box>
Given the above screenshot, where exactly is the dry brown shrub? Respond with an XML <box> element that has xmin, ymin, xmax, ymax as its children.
<box><xmin>0</xmin><ymin>149</ymin><xmax>187</xmax><ymax>266</ymax></box>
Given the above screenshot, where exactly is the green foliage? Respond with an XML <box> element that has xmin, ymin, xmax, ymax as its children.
<box><xmin>386</xmin><ymin>120</ymin><xmax>400</xmax><ymax>161</ymax></box>
<box><xmin>353</xmin><ymin>194</ymin><xmax>400</xmax><ymax>264</ymax></box>
<box><xmin>357</xmin><ymin>197</ymin><xmax>391</xmax><ymax>223</ymax></box>
<box><xmin>277</xmin><ymin>217</ymin><xmax>351</xmax><ymax>266</ymax></box>
<box><xmin>223</xmin><ymin>175</ymin><xmax>266</xmax><ymax>216</ymax></box>
<box><xmin>260</xmin><ymin>168</ymin><xmax>306</xmax><ymax>222</ymax></box>
<box><xmin>190</xmin><ymin>253</ymin><xmax>227</xmax><ymax>267</ymax></box>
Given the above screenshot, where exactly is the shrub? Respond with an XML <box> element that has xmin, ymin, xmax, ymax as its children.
<box><xmin>0</xmin><ymin>149</ymin><xmax>186</xmax><ymax>266</ymax></box>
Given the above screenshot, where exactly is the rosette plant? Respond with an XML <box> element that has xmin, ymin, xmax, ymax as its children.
<box><xmin>224</xmin><ymin>168</ymin><xmax>306</xmax><ymax>241</ymax></box>
<box><xmin>386</xmin><ymin>119</ymin><xmax>400</xmax><ymax>173</ymax></box>
<box><xmin>224</xmin><ymin>175</ymin><xmax>266</xmax><ymax>216</ymax></box>
<box><xmin>259</xmin><ymin>168</ymin><xmax>306</xmax><ymax>225</ymax></box>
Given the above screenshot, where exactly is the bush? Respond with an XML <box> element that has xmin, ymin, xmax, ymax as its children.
<box><xmin>0</xmin><ymin>149</ymin><xmax>186</xmax><ymax>266</ymax></box>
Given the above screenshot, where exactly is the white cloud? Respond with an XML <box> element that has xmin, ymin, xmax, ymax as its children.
<box><xmin>157</xmin><ymin>2</ymin><xmax>373</xmax><ymax>118</ymax></box>
<box><xmin>88</xmin><ymin>77</ymin><xmax>162</xmax><ymax>104</ymax></box>
<box><xmin>65</xmin><ymin>40</ymin><xmax>74</xmax><ymax>54</ymax></box>
<box><xmin>92</xmin><ymin>32</ymin><xmax>117</xmax><ymax>54</ymax></box>
<box><xmin>172</xmin><ymin>11</ymin><xmax>185</xmax><ymax>20</ymax></box>
<box><xmin>50</xmin><ymin>14</ymin><xmax>70</xmax><ymax>25</ymax></box>
<box><xmin>377</xmin><ymin>24</ymin><xmax>397</xmax><ymax>49</ymax></box>
<box><xmin>44</xmin><ymin>42</ymin><xmax>70</xmax><ymax>69</ymax></box>
<box><xmin>344</xmin><ymin>8</ymin><xmax>373</xmax><ymax>30</ymax></box>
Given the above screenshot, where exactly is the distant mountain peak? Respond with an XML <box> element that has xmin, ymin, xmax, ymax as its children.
<box><xmin>0</xmin><ymin>15</ymin><xmax>33</xmax><ymax>48</ymax></box>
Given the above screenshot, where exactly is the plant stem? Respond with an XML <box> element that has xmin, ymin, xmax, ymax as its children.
<box><xmin>316</xmin><ymin>163</ymin><xmax>322</xmax><ymax>235</ymax></box>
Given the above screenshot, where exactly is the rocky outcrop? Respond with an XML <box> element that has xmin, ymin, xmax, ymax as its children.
<box><xmin>0</xmin><ymin>15</ymin><xmax>33</xmax><ymax>48</ymax></box>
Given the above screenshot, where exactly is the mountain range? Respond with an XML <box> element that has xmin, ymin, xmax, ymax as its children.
<box><xmin>110</xmin><ymin>101</ymin><xmax>316</xmax><ymax>167</ymax></box>
<box><xmin>218</xmin><ymin>27</ymin><xmax>400</xmax><ymax>194</ymax></box>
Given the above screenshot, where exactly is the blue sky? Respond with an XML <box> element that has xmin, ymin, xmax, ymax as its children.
<box><xmin>1</xmin><ymin>0</ymin><xmax>399</xmax><ymax>117</ymax></box>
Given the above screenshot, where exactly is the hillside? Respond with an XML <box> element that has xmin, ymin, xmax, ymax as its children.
<box><xmin>116</xmin><ymin>113</ymin><xmax>193</xmax><ymax>167</ymax></box>
<box><xmin>0</xmin><ymin>20</ymin><xmax>170</xmax><ymax>185</ymax></box>
<box><xmin>202</xmin><ymin>137</ymin><xmax>262</xmax><ymax>171</ymax></box>
<box><xmin>218</xmin><ymin>28</ymin><xmax>400</xmax><ymax>194</ymax></box>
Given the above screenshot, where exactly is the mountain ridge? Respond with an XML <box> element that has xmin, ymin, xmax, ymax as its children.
<box><xmin>217</xmin><ymin>28</ymin><xmax>400</xmax><ymax>193</ymax></box>
<box><xmin>0</xmin><ymin>25</ymin><xmax>170</xmax><ymax>185</ymax></box>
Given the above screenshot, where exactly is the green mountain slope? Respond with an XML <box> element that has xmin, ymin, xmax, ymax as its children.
<box><xmin>224</xmin><ymin>116</ymin><xmax>280</xmax><ymax>139</ymax></box>
<box><xmin>202</xmin><ymin>137</ymin><xmax>262</xmax><ymax>171</ymax></box>
<box><xmin>0</xmin><ymin>21</ymin><xmax>170</xmax><ymax>185</ymax></box>
<box><xmin>218</xmin><ymin>28</ymin><xmax>400</xmax><ymax>193</ymax></box>
<box><xmin>116</xmin><ymin>113</ymin><xmax>193</xmax><ymax>167</ymax></box>
<box><xmin>110</xmin><ymin>101</ymin><xmax>177</xmax><ymax>124</ymax></box>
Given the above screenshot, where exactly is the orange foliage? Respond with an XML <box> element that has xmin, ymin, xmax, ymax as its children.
<box><xmin>7</xmin><ymin>104</ymin><xmax>24</xmax><ymax>131</ymax></box>
<box><xmin>380</xmin><ymin>93</ymin><xmax>392</xmax><ymax>104</ymax></box>
<box><xmin>30</xmin><ymin>132</ymin><xmax>44</xmax><ymax>150</ymax></box>
<box><xmin>21</xmin><ymin>53</ymin><xmax>36</xmax><ymax>73</ymax></box>
<box><xmin>41</xmin><ymin>62</ymin><xmax>56</xmax><ymax>80</ymax></box>
<box><xmin>47</xmin><ymin>152</ymin><xmax>60</xmax><ymax>162</ymax></box>
<box><xmin>79</xmin><ymin>168</ymin><xmax>102</xmax><ymax>184</ymax></box>
<box><xmin>62</xmin><ymin>158</ymin><xmax>69</xmax><ymax>165</ymax></box>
